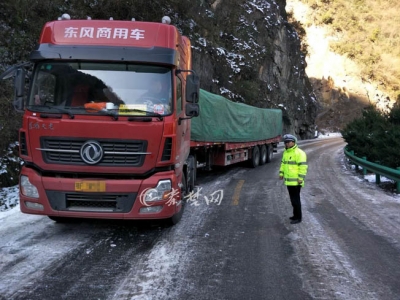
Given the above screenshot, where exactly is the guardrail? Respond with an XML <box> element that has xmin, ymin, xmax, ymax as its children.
<box><xmin>344</xmin><ymin>147</ymin><xmax>400</xmax><ymax>193</ymax></box>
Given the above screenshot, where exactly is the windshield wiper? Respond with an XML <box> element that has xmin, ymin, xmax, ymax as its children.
<box><xmin>97</xmin><ymin>109</ymin><xmax>119</xmax><ymax>121</ymax></box>
<box><xmin>69</xmin><ymin>106</ymin><xmax>119</xmax><ymax>121</ymax></box>
<box><xmin>31</xmin><ymin>105</ymin><xmax>75</xmax><ymax>119</ymax></box>
<box><xmin>125</xmin><ymin>109</ymin><xmax>163</xmax><ymax>121</ymax></box>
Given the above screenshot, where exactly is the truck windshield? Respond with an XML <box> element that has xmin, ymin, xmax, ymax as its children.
<box><xmin>28</xmin><ymin>62</ymin><xmax>173</xmax><ymax>117</ymax></box>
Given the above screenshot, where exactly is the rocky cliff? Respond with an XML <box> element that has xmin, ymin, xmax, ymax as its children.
<box><xmin>170</xmin><ymin>0</ymin><xmax>318</xmax><ymax>139</ymax></box>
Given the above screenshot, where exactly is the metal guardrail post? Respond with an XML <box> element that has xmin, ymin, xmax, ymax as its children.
<box><xmin>375</xmin><ymin>161</ymin><xmax>381</xmax><ymax>184</ymax></box>
<box><xmin>397</xmin><ymin>167</ymin><xmax>400</xmax><ymax>193</ymax></box>
<box><xmin>349</xmin><ymin>150</ymin><xmax>359</xmax><ymax>170</ymax></box>
<box><xmin>376</xmin><ymin>174</ymin><xmax>381</xmax><ymax>184</ymax></box>
<box><xmin>362</xmin><ymin>157</ymin><xmax>367</xmax><ymax>176</ymax></box>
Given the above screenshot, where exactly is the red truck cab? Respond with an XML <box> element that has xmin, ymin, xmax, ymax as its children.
<box><xmin>3</xmin><ymin>15</ymin><xmax>200</xmax><ymax>224</ymax></box>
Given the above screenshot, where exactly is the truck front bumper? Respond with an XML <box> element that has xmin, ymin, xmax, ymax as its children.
<box><xmin>19</xmin><ymin>167</ymin><xmax>182</xmax><ymax>220</ymax></box>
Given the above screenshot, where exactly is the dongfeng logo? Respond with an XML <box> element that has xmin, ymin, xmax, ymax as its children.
<box><xmin>80</xmin><ymin>140</ymin><xmax>104</xmax><ymax>165</ymax></box>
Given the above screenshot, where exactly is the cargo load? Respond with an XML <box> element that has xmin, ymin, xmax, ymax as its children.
<box><xmin>191</xmin><ymin>89</ymin><xmax>282</xmax><ymax>143</ymax></box>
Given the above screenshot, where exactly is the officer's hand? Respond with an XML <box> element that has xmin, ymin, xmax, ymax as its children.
<box><xmin>279</xmin><ymin>176</ymin><xmax>283</xmax><ymax>180</ymax></box>
<box><xmin>298</xmin><ymin>180</ymin><xmax>303</xmax><ymax>184</ymax></box>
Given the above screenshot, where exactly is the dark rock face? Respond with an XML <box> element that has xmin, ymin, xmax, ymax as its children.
<box><xmin>181</xmin><ymin>0</ymin><xmax>318</xmax><ymax>139</ymax></box>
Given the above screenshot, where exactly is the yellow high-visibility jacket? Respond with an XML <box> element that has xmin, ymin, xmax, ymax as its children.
<box><xmin>279</xmin><ymin>144</ymin><xmax>308</xmax><ymax>186</ymax></box>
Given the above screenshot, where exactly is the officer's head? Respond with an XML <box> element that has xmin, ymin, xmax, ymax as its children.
<box><xmin>283</xmin><ymin>134</ymin><xmax>297</xmax><ymax>148</ymax></box>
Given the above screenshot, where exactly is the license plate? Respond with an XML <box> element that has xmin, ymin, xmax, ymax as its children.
<box><xmin>75</xmin><ymin>181</ymin><xmax>106</xmax><ymax>192</ymax></box>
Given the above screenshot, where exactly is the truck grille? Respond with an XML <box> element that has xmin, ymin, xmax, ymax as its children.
<box><xmin>20</xmin><ymin>131</ymin><xmax>28</xmax><ymax>156</ymax></box>
<box><xmin>41</xmin><ymin>138</ymin><xmax>147</xmax><ymax>166</ymax></box>
<box><xmin>161</xmin><ymin>138</ymin><xmax>172</xmax><ymax>161</ymax></box>
<box><xmin>47</xmin><ymin>191</ymin><xmax>136</xmax><ymax>213</ymax></box>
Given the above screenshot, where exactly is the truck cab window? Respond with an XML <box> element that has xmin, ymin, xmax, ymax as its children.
<box><xmin>28</xmin><ymin>62</ymin><xmax>173</xmax><ymax>116</ymax></box>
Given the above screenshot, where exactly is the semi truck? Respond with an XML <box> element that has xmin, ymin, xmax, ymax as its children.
<box><xmin>1</xmin><ymin>14</ymin><xmax>282</xmax><ymax>225</ymax></box>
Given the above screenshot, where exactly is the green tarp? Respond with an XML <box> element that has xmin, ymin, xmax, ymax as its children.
<box><xmin>191</xmin><ymin>89</ymin><xmax>283</xmax><ymax>143</ymax></box>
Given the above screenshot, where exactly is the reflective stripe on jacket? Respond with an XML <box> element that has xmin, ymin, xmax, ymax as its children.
<box><xmin>279</xmin><ymin>144</ymin><xmax>308</xmax><ymax>186</ymax></box>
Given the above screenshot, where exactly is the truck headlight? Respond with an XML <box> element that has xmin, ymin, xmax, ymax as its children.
<box><xmin>20</xmin><ymin>175</ymin><xmax>39</xmax><ymax>198</ymax></box>
<box><xmin>142</xmin><ymin>180</ymin><xmax>172</xmax><ymax>203</ymax></box>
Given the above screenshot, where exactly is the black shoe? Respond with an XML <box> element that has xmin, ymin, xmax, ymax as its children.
<box><xmin>289</xmin><ymin>216</ymin><xmax>296</xmax><ymax>220</ymax></box>
<box><xmin>290</xmin><ymin>219</ymin><xmax>302</xmax><ymax>224</ymax></box>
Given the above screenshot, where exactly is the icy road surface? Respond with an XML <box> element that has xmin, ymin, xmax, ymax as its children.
<box><xmin>1</xmin><ymin>136</ymin><xmax>400</xmax><ymax>299</ymax></box>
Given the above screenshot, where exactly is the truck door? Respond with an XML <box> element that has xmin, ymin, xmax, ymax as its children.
<box><xmin>175</xmin><ymin>76</ymin><xmax>190</xmax><ymax>168</ymax></box>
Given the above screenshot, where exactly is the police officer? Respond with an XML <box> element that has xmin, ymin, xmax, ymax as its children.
<box><xmin>279</xmin><ymin>134</ymin><xmax>308</xmax><ymax>224</ymax></box>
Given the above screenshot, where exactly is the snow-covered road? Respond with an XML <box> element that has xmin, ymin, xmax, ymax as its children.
<box><xmin>1</xmin><ymin>136</ymin><xmax>400</xmax><ymax>299</ymax></box>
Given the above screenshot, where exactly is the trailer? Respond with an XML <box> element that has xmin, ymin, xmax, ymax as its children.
<box><xmin>190</xmin><ymin>89</ymin><xmax>282</xmax><ymax>172</ymax></box>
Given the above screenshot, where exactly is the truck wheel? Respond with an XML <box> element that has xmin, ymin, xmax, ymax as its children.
<box><xmin>266</xmin><ymin>144</ymin><xmax>273</xmax><ymax>163</ymax></box>
<box><xmin>168</xmin><ymin>173</ymin><xmax>187</xmax><ymax>225</ymax></box>
<box><xmin>259</xmin><ymin>145</ymin><xmax>267</xmax><ymax>165</ymax></box>
<box><xmin>188</xmin><ymin>154</ymin><xmax>196</xmax><ymax>192</ymax></box>
<box><xmin>191</xmin><ymin>166</ymin><xmax>197</xmax><ymax>192</ymax></box>
<box><xmin>250</xmin><ymin>146</ymin><xmax>260</xmax><ymax>168</ymax></box>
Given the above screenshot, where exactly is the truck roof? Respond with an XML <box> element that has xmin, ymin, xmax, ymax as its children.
<box><xmin>39</xmin><ymin>20</ymin><xmax>180</xmax><ymax>49</ymax></box>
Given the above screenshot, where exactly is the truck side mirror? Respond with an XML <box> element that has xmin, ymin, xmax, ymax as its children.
<box><xmin>13</xmin><ymin>68</ymin><xmax>26</xmax><ymax>112</ymax></box>
<box><xmin>1</xmin><ymin>64</ymin><xmax>28</xmax><ymax>112</ymax></box>
<box><xmin>178</xmin><ymin>103</ymin><xmax>200</xmax><ymax>125</ymax></box>
<box><xmin>185</xmin><ymin>103</ymin><xmax>199</xmax><ymax>117</ymax></box>
<box><xmin>13</xmin><ymin>99</ymin><xmax>24</xmax><ymax>112</ymax></box>
<box><xmin>186</xmin><ymin>74</ymin><xmax>199</xmax><ymax>103</ymax></box>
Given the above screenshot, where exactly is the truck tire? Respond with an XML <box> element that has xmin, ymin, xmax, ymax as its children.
<box><xmin>188</xmin><ymin>154</ymin><xmax>196</xmax><ymax>192</ymax></box>
<box><xmin>250</xmin><ymin>146</ymin><xmax>260</xmax><ymax>168</ymax></box>
<box><xmin>168</xmin><ymin>173</ymin><xmax>187</xmax><ymax>225</ymax></box>
<box><xmin>259</xmin><ymin>145</ymin><xmax>267</xmax><ymax>165</ymax></box>
<box><xmin>266</xmin><ymin>144</ymin><xmax>273</xmax><ymax>163</ymax></box>
<box><xmin>191</xmin><ymin>166</ymin><xmax>197</xmax><ymax>192</ymax></box>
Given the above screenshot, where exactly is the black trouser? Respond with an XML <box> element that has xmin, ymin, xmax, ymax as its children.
<box><xmin>287</xmin><ymin>185</ymin><xmax>302</xmax><ymax>220</ymax></box>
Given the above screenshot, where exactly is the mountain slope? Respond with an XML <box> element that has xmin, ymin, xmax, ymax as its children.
<box><xmin>286</xmin><ymin>0</ymin><xmax>395</xmax><ymax>132</ymax></box>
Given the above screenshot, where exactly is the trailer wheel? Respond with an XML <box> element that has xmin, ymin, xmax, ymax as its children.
<box><xmin>266</xmin><ymin>144</ymin><xmax>273</xmax><ymax>163</ymax></box>
<box><xmin>168</xmin><ymin>173</ymin><xmax>187</xmax><ymax>225</ymax></box>
<box><xmin>259</xmin><ymin>145</ymin><xmax>267</xmax><ymax>165</ymax></box>
<box><xmin>250</xmin><ymin>146</ymin><xmax>260</xmax><ymax>168</ymax></box>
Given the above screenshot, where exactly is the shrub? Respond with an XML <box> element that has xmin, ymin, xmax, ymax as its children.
<box><xmin>342</xmin><ymin>105</ymin><xmax>400</xmax><ymax>168</ymax></box>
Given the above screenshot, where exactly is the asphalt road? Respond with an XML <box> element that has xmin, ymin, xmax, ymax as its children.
<box><xmin>1</xmin><ymin>137</ymin><xmax>400</xmax><ymax>300</ymax></box>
